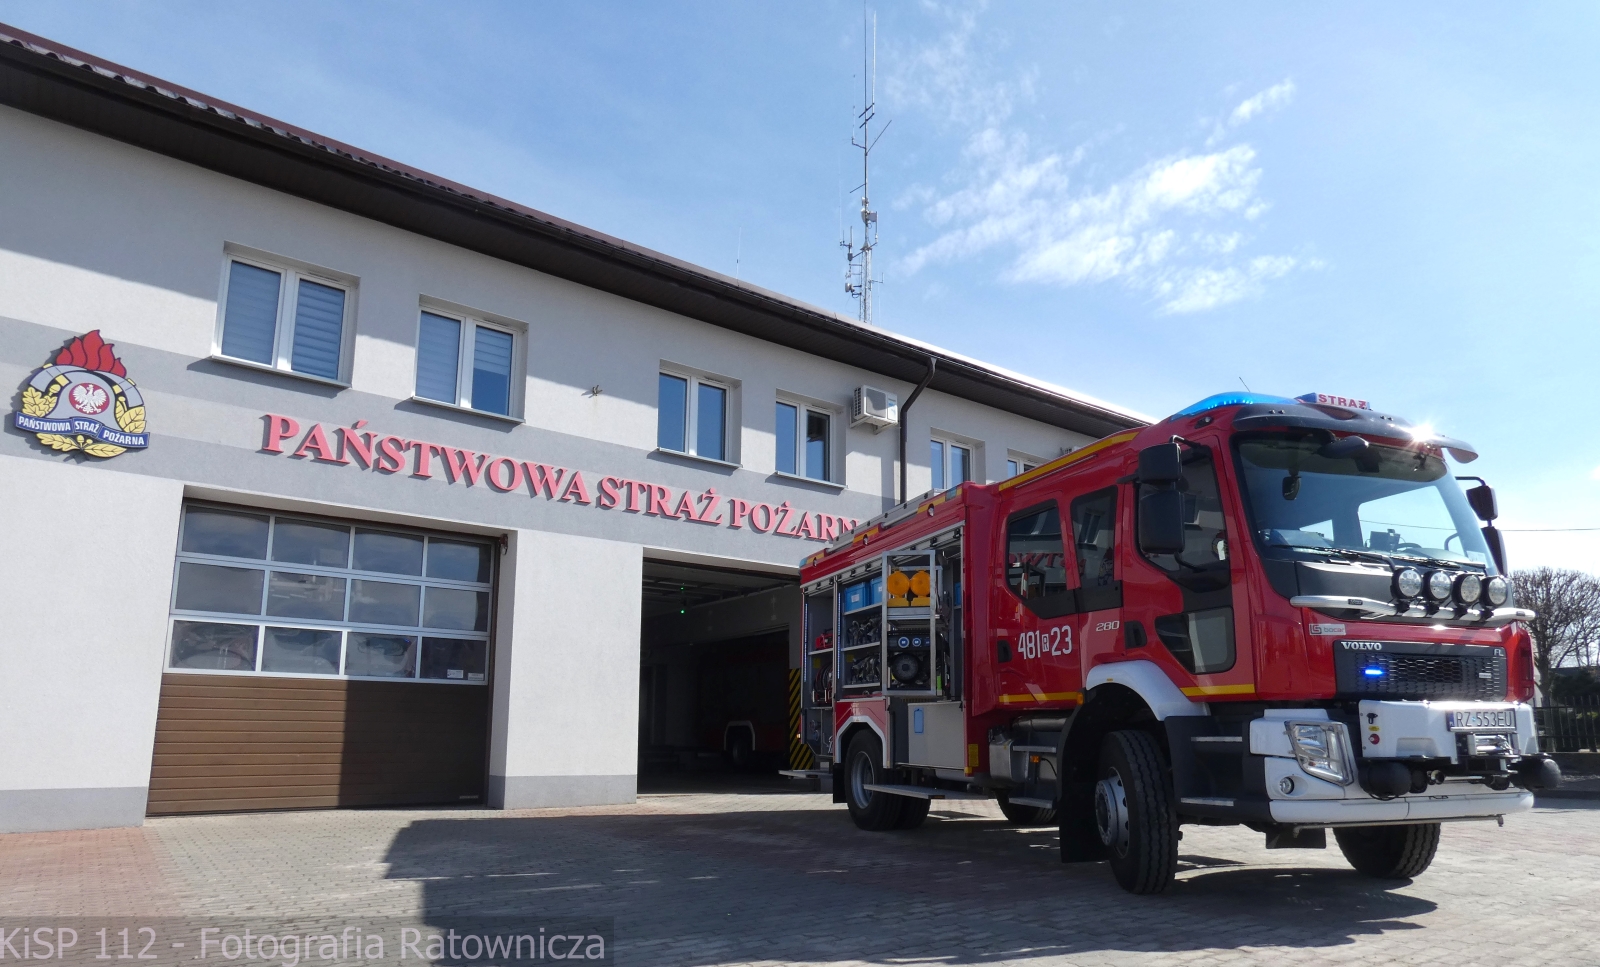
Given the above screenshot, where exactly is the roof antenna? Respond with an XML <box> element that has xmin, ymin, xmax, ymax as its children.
<box><xmin>1238</xmin><ymin>376</ymin><xmax>1252</xmax><ymax>392</ymax></box>
<box><xmin>842</xmin><ymin>3</ymin><xmax>888</xmax><ymax>328</ymax></box>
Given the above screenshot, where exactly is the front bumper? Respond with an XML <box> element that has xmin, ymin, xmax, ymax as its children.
<box><xmin>1249</xmin><ymin>702</ymin><xmax>1539</xmax><ymax>825</ymax></box>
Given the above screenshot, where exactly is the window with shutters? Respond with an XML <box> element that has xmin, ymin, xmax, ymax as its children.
<box><xmin>214</xmin><ymin>251</ymin><xmax>354</xmax><ymax>384</ymax></box>
<box><xmin>412</xmin><ymin>305</ymin><xmax>524</xmax><ymax>419</ymax></box>
<box><xmin>775</xmin><ymin>397</ymin><xmax>840</xmax><ymax>484</ymax></box>
<box><xmin>657</xmin><ymin>366</ymin><xmax>738</xmax><ymax>465</ymax></box>
<box><xmin>931</xmin><ymin>437</ymin><xmax>977</xmax><ymax>491</ymax></box>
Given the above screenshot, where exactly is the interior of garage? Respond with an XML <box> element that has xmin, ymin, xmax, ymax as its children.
<box><xmin>637</xmin><ymin>558</ymin><xmax>801</xmax><ymax>790</ymax></box>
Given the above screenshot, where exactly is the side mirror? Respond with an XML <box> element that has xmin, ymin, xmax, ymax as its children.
<box><xmin>1466</xmin><ymin>484</ymin><xmax>1498</xmax><ymax>522</ymax></box>
<box><xmin>1139</xmin><ymin>490</ymin><xmax>1187</xmax><ymax>555</ymax></box>
<box><xmin>1138</xmin><ymin>443</ymin><xmax>1183</xmax><ymax>484</ymax></box>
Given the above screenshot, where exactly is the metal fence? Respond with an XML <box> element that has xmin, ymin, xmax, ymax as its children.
<box><xmin>1536</xmin><ymin>696</ymin><xmax>1600</xmax><ymax>753</ymax></box>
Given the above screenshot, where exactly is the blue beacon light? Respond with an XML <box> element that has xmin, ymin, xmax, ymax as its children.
<box><xmin>1362</xmin><ymin>667</ymin><xmax>1386</xmax><ymax>677</ymax></box>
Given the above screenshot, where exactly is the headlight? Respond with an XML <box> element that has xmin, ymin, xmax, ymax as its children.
<box><xmin>1424</xmin><ymin>569</ymin><xmax>1454</xmax><ymax>602</ymax></box>
<box><xmin>1286</xmin><ymin>721</ymin><xmax>1354</xmax><ymax>785</ymax></box>
<box><xmin>1393</xmin><ymin>567</ymin><xmax>1423</xmax><ymax>599</ymax></box>
<box><xmin>1455</xmin><ymin>573</ymin><xmax>1483</xmax><ymax>606</ymax></box>
<box><xmin>1485</xmin><ymin>575</ymin><xmax>1510</xmax><ymax>607</ymax></box>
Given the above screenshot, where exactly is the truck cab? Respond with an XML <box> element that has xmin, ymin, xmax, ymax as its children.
<box><xmin>795</xmin><ymin>391</ymin><xmax>1560</xmax><ymax>894</ymax></box>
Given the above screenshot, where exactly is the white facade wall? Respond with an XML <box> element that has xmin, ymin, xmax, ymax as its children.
<box><xmin>490</xmin><ymin>530</ymin><xmax>642</xmax><ymax>808</ymax></box>
<box><xmin>0</xmin><ymin>454</ymin><xmax>184</xmax><ymax>832</ymax></box>
<box><xmin>0</xmin><ymin>103</ymin><xmax>1107</xmax><ymax>833</ymax></box>
<box><xmin>0</xmin><ymin>105</ymin><xmax>1083</xmax><ymax>494</ymax></box>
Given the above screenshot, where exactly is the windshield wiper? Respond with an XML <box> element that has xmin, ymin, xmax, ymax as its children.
<box><xmin>1264</xmin><ymin>543</ymin><xmax>1394</xmax><ymax>566</ymax></box>
<box><xmin>1384</xmin><ymin>552</ymin><xmax>1470</xmax><ymax>569</ymax></box>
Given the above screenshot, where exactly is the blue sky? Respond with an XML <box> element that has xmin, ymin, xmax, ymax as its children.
<box><xmin>4</xmin><ymin>1</ymin><xmax>1597</xmax><ymax>572</ymax></box>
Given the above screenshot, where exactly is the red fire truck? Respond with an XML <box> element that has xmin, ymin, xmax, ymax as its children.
<box><xmin>791</xmin><ymin>392</ymin><xmax>1562</xmax><ymax>894</ymax></box>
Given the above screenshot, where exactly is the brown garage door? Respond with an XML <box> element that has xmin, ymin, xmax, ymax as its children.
<box><xmin>148</xmin><ymin>673</ymin><xmax>488</xmax><ymax>814</ymax></box>
<box><xmin>150</xmin><ymin>503</ymin><xmax>496</xmax><ymax>815</ymax></box>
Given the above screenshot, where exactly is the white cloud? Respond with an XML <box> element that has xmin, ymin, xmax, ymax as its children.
<box><xmin>1230</xmin><ymin>79</ymin><xmax>1296</xmax><ymax>127</ymax></box>
<box><xmin>892</xmin><ymin>23</ymin><xmax>1306</xmax><ymax>314</ymax></box>
<box><xmin>885</xmin><ymin>2</ymin><xmax>1032</xmax><ymax>130</ymax></box>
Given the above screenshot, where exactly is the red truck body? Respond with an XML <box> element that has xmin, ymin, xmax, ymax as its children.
<box><xmin>794</xmin><ymin>392</ymin><xmax>1557</xmax><ymax>893</ymax></box>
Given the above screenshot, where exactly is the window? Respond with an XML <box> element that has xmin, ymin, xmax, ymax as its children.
<box><xmin>658</xmin><ymin>371</ymin><xmax>731</xmax><ymax>462</ymax></box>
<box><xmin>775</xmin><ymin>401</ymin><xmax>833</xmax><ymax>481</ymax></box>
<box><xmin>1005</xmin><ymin>502</ymin><xmax>1073</xmax><ymax>617</ymax></box>
<box><xmin>1006</xmin><ymin>458</ymin><xmax>1039</xmax><ymax>478</ymax></box>
<box><xmin>1137</xmin><ymin>445</ymin><xmax>1231</xmax><ymax>593</ymax></box>
<box><xmin>414</xmin><ymin>310</ymin><xmax>518</xmax><ymax>417</ymax></box>
<box><xmin>931</xmin><ymin>438</ymin><xmax>973</xmax><ymax>491</ymax></box>
<box><xmin>217</xmin><ymin>256</ymin><xmax>351</xmax><ymax>382</ymax></box>
<box><xmin>167</xmin><ymin>504</ymin><xmax>492</xmax><ymax>684</ymax></box>
<box><xmin>1155</xmin><ymin>608</ymin><xmax>1235</xmax><ymax>675</ymax></box>
<box><xmin>1070</xmin><ymin>487</ymin><xmax>1121</xmax><ymax>611</ymax></box>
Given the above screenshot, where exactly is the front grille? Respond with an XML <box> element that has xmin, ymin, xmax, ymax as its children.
<box><xmin>1333</xmin><ymin>640</ymin><xmax>1507</xmax><ymax>700</ymax></box>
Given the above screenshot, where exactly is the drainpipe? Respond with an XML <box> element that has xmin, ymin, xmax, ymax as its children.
<box><xmin>898</xmin><ymin>357</ymin><xmax>937</xmax><ymax>505</ymax></box>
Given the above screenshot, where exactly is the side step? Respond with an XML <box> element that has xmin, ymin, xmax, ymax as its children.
<box><xmin>778</xmin><ymin>769</ymin><xmax>830</xmax><ymax>779</ymax></box>
<box><xmin>863</xmin><ymin>783</ymin><xmax>989</xmax><ymax>801</ymax></box>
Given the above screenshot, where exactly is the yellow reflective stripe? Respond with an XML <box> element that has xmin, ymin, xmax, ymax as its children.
<box><xmin>1180</xmin><ymin>683</ymin><xmax>1257</xmax><ymax>697</ymax></box>
<box><xmin>997</xmin><ymin>430</ymin><xmax>1140</xmax><ymax>492</ymax></box>
<box><xmin>997</xmin><ymin>690</ymin><xmax>1083</xmax><ymax>704</ymax></box>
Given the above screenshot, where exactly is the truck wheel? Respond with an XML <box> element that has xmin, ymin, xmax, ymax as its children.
<box><xmin>996</xmin><ymin>793</ymin><xmax>1057</xmax><ymax>826</ymax></box>
<box><xmin>1095</xmin><ymin>730</ymin><xmax>1177</xmax><ymax>895</ymax></box>
<box><xmin>894</xmin><ymin>795</ymin><xmax>930</xmax><ymax>829</ymax></box>
<box><xmin>844</xmin><ymin>732</ymin><xmax>903</xmax><ymax>831</ymax></box>
<box><xmin>1333</xmin><ymin>823</ymin><xmax>1441</xmax><ymax>879</ymax></box>
<box><xmin>726</xmin><ymin>730</ymin><xmax>753</xmax><ymax>771</ymax></box>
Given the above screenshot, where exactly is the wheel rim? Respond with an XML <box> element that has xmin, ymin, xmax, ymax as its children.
<box><xmin>850</xmin><ymin>752</ymin><xmax>875</xmax><ymax>807</ymax></box>
<box><xmin>1094</xmin><ymin>770</ymin><xmax>1130</xmax><ymax>855</ymax></box>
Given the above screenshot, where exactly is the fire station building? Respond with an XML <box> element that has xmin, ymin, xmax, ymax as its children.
<box><xmin>0</xmin><ymin>26</ymin><xmax>1145</xmax><ymax>834</ymax></box>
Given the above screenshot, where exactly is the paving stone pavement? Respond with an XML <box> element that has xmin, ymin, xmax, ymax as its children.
<box><xmin>2</xmin><ymin>787</ymin><xmax>1598</xmax><ymax>966</ymax></box>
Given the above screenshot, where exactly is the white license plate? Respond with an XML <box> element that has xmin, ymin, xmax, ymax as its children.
<box><xmin>1446</xmin><ymin>708</ymin><xmax>1516</xmax><ymax>731</ymax></box>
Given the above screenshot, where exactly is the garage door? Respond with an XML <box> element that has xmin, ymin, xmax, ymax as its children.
<box><xmin>148</xmin><ymin>503</ymin><xmax>494</xmax><ymax>815</ymax></box>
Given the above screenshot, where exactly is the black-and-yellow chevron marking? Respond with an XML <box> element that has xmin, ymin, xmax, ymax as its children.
<box><xmin>787</xmin><ymin>668</ymin><xmax>814</xmax><ymax>770</ymax></box>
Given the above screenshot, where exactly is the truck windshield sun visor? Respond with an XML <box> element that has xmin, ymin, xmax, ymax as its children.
<box><xmin>1231</xmin><ymin>402</ymin><xmax>1479</xmax><ymax>464</ymax></box>
<box><xmin>1233</xmin><ymin>434</ymin><xmax>1496</xmax><ymax>570</ymax></box>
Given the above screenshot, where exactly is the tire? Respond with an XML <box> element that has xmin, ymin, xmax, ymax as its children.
<box><xmin>996</xmin><ymin>793</ymin><xmax>1057</xmax><ymax>826</ymax></box>
<box><xmin>844</xmin><ymin>731</ymin><xmax>904</xmax><ymax>831</ymax></box>
<box><xmin>1094</xmin><ymin>730</ymin><xmax>1178</xmax><ymax>895</ymax></box>
<box><xmin>726</xmin><ymin>729</ymin><xmax>753</xmax><ymax>771</ymax></box>
<box><xmin>1334</xmin><ymin>823</ymin><xmax>1441</xmax><ymax>879</ymax></box>
<box><xmin>894</xmin><ymin>795</ymin><xmax>930</xmax><ymax>829</ymax></box>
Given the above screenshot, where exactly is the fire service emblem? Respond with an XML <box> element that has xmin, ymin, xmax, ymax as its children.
<box><xmin>14</xmin><ymin>330</ymin><xmax>149</xmax><ymax>458</ymax></box>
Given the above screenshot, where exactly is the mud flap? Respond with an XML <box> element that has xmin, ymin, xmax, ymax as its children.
<box><xmin>1059</xmin><ymin>779</ymin><xmax>1107</xmax><ymax>863</ymax></box>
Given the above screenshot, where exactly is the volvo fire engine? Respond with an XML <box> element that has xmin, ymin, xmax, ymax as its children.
<box><xmin>789</xmin><ymin>392</ymin><xmax>1561</xmax><ymax>894</ymax></box>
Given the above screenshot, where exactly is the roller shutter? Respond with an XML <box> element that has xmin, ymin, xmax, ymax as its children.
<box><xmin>148</xmin><ymin>503</ymin><xmax>495</xmax><ymax>815</ymax></box>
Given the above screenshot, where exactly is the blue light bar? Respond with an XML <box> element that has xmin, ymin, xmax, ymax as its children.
<box><xmin>1170</xmin><ymin>392</ymin><xmax>1299</xmax><ymax>419</ymax></box>
<box><xmin>1362</xmin><ymin>667</ymin><xmax>1386</xmax><ymax>677</ymax></box>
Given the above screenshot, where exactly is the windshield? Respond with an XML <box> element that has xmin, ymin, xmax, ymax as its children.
<box><xmin>1233</xmin><ymin>434</ymin><xmax>1493</xmax><ymax>569</ymax></box>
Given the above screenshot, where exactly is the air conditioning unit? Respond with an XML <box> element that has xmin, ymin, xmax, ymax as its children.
<box><xmin>851</xmin><ymin>385</ymin><xmax>899</xmax><ymax>429</ymax></box>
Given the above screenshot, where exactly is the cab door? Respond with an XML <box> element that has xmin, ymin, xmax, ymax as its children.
<box><xmin>1065</xmin><ymin>486</ymin><xmax>1125</xmax><ymax>670</ymax></box>
<box><xmin>991</xmin><ymin>498</ymin><xmax>1082</xmax><ymax>709</ymax></box>
<box><xmin>1121</xmin><ymin>440</ymin><xmax>1254</xmax><ymax>701</ymax></box>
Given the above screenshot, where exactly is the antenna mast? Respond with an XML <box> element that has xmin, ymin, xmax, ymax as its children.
<box><xmin>843</xmin><ymin>6</ymin><xmax>887</xmax><ymax>327</ymax></box>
